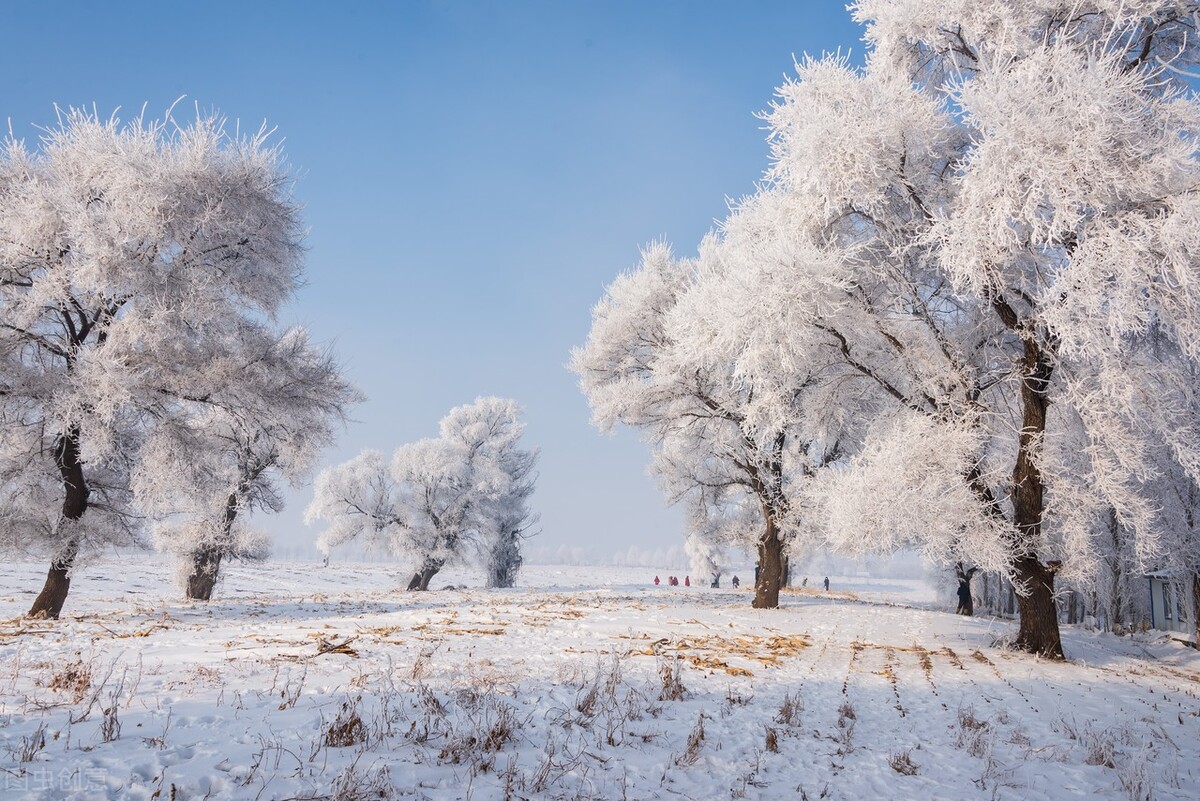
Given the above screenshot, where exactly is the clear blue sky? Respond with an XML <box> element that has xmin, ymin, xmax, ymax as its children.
<box><xmin>1</xmin><ymin>1</ymin><xmax>863</xmax><ymax>561</ymax></box>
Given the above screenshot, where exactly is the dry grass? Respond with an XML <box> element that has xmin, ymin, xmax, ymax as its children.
<box><xmin>46</xmin><ymin>655</ymin><xmax>92</xmax><ymax>703</ymax></box>
<box><xmin>889</xmin><ymin>749</ymin><xmax>919</xmax><ymax>775</ymax></box>
<box><xmin>781</xmin><ymin>586</ymin><xmax>860</xmax><ymax>601</ymax></box>
<box><xmin>775</xmin><ymin>691</ymin><xmax>803</xmax><ymax>727</ymax></box>
<box><xmin>325</xmin><ymin>697</ymin><xmax>368</xmax><ymax>748</ymax></box>
<box><xmin>675</xmin><ymin>714</ymin><xmax>705</xmax><ymax>766</ymax></box>
<box><xmin>658</xmin><ymin>656</ymin><xmax>686</xmax><ymax>701</ymax></box>
<box><xmin>641</xmin><ymin>632</ymin><xmax>811</xmax><ymax>676</ymax></box>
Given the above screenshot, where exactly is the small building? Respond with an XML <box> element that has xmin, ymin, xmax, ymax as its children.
<box><xmin>1147</xmin><ymin>571</ymin><xmax>1195</xmax><ymax>640</ymax></box>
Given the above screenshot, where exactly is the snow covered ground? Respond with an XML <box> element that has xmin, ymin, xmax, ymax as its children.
<box><xmin>1</xmin><ymin>557</ymin><xmax>1197</xmax><ymax>800</ymax></box>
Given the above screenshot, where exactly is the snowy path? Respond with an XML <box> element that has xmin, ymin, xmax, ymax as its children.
<box><xmin>1</xmin><ymin>559</ymin><xmax>1197</xmax><ymax>800</ymax></box>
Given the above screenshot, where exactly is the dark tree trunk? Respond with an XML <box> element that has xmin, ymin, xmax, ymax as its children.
<box><xmin>994</xmin><ymin>298</ymin><xmax>1065</xmax><ymax>659</ymax></box>
<box><xmin>187</xmin><ymin>546</ymin><xmax>223</xmax><ymax>601</ymax></box>
<box><xmin>29</xmin><ymin>428</ymin><xmax>89</xmax><ymax>619</ymax></box>
<box><xmin>1192</xmin><ymin>572</ymin><xmax>1200</xmax><ymax>646</ymax></box>
<box><xmin>749</xmin><ymin>432</ymin><xmax>787</xmax><ymax>610</ymax></box>
<box><xmin>955</xmin><ymin>564</ymin><xmax>979</xmax><ymax>616</ymax></box>
<box><xmin>753</xmin><ymin>512</ymin><xmax>784</xmax><ymax>609</ymax></box>
<box><xmin>29</xmin><ymin>545</ymin><xmax>78</xmax><ymax>620</ymax></box>
<box><xmin>185</xmin><ymin>491</ymin><xmax>240</xmax><ymax>601</ymax></box>
<box><xmin>1013</xmin><ymin>557</ymin><xmax>1064</xmax><ymax>658</ymax></box>
<box><xmin>407</xmin><ymin>559</ymin><xmax>443</xmax><ymax>591</ymax></box>
<box><xmin>957</xmin><ymin>582</ymin><xmax>974</xmax><ymax>616</ymax></box>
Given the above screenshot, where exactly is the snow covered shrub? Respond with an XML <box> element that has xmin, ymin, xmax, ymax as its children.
<box><xmin>955</xmin><ymin>706</ymin><xmax>992</xmax><ymax>759</ymax></box>
<box><xmin>325</xmin><ymin>696</ymin><xmax>368</xmax><ymax>749</ymax></box>
<box><xmin>889</xmin><ymin>750</ymin><xmax>919</xmax><ymax>776</ymax></box>
<box><xmin>11</xmin><ymin>723</ymin><xmax>47</xmax><ymax>764</ymax></box>
<box><xmin>657</xmin><ymin>656</ymin><xmax>686</xmax><ymax>701</ymax></box>
<box><xmin>675</xmin><ymin>713</ymin><xmax>705</xmax><ymax>767</ymax></box>
<box><xmin>1082</xmin><ymin>727</ymin><xmax>1117</xmax><ymax>769</ymax></box>
<box><xmin>437</xmin><ymin>694</ymin><xmax>521</xmax><ymax>770</ymax></box>
<box><xmin>328</xmin><ymin>763</ymin><xmax>396</xmax><ymax>801</ymax></box>
<box><xmin>775</xmin><ymin>690</ymin><xmax>803</xmax><ymax>727</ymax></box>
<box><xmin>46</xmin><ymin>656</ymin><xmax>92</xmax><ymax>703</ymax></box>
<box><xmin>1118</xmin><ymin>748</ymin><xmax>1154</xmax><ymax>801</ymax></box>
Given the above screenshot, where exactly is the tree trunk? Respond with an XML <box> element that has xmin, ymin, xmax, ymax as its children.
<box><xmin>999</xmin><ymin>299</ymin><xmax>1065</xmax><ymax>659</ymax></box>
<box><xmin>28</xmin><ymin>543</ymin><xmax>79</xmax><ymax>620</ymax></box>
<box><xmin>1192</xmin><ymin>572</ymin><xmax>1200</xmax><ymax>646</ymax></box>
<box><xmin>753</xmin><ymin>513</ymin><xmax>784</xmax><ymax>609</ymax></box>
<box><xmin>1013</xmin><ymin>557</ymin><xmax>1063</xmax><ymax>657</ymax></box>
<box><xmin>957</xmin><ymin>580</ymin><xmax>975</xmax><ymax>616</ymax></box>
<box><xmin>186</xmin><ymin>546</ymin><xmax>223</xmax><ymax>601</ymax></box>
<box><xmin>185</xmin><ymin>491</ymin><xmax>240</xmax><ymax>601</ymax></box>
<box><xmin>28</xmin><ymin>428</ymin><xmax>89</xmax><ymax>619</ymax></box>
<box><xmin>407</xmin><ymin>559</ymin><xmax>443</xmax><ymax>591</ymax></box>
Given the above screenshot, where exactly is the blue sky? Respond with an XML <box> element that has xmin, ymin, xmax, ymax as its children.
<box><xmin>1</xmin><ymin>1</ymin><xmax>863</xmax><ymax>560</ymax></box>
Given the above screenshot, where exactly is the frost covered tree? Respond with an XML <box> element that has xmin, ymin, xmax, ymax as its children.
<box><xmin>479</xmin><ymin>448</ymin><xmax>538</xmax><ymax>589</ymax></box>
<box><xmin>571</xmin><ymin>243</ymin><xmax>839</xmax><ymax>608</ymax></box>
<box><xmin>440</xmin><ymin>396</ymin><xmax>539</xmax><ymax>589</ymax></box>
<box><xmin>0</xmin><ymin>108</ymin><xmax>305</xmax><ymax>618</ymax></box>
<box><xmin>307</xmin><ymin>397</ymin><xmax>538</xmax><ymax>590</ymax></box>
<box><xmin>135</xmin><ymin>326</ymin><xmax>360</xmax><ymax>600</ymax></box>
<box><xmin>852</xmin><ymin>0</ymin><xmax>1200</xmax><ymax>658</ymax></box>
<box><xmin>580</xmin><ymin>1</ymin><xmax>1200</xmax><ymax>656</ymax></box>
<box><xmin>735</xmin><ymin>0</ymin><xmax>1200</xmax><ymax>656</ymax></box>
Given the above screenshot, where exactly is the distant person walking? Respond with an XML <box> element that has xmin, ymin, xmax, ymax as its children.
<box><xmin>731</xmin><ymin>576</ymin><xmax>740</xmax><ymax>588</ymax></box>
<box><xmin>823</xmin><ymin>576</ymin><xmax>830</xmax><ymax>592</ymax></box>
<box><xmin>684</xmin><ymin>576</ymin><xmax>690</xmax><ymax>587</ymax></box>
<box><xmin>654</xmin><ymin>576</ymin><xmax>660</xmax><ymax>586</ymax></box>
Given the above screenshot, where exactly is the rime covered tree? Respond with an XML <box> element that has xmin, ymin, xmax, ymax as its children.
<box><xmin>578</xmin><ymin>1</ymin><xmax>1200</xmax><ymax>656</ymax></box>
<box><xmin>307</xmin><ymin>397</ymin><xmax>538</xmax><ymax>590</ymax></box>
<box><xmin>440</xmin><ymin>396</ymin><xmax>539</xmax><ymax>589</ymax></box>
<box><xmin>571</xmin><ymin>243</ymin><xmax>837</xmax><ymax>608</ymax></box>
<box><xmin>759</xmin><ymin>1</ymin><xmax>1200</xmax><ymax>656</ymax></box>
<box><xmin>135</xmin><ymin>326</ymin><xmax>360</xmax><ymax>600</ymax></box>
<box><xmin>0</xmin><ymin>108</ymin><xmax>305</xmax><ymax>618</ymax></box>
<box><xmin>844</xmin><ymin>0</ymin><xmax>1200</xmax><ymax>657</ymax></box>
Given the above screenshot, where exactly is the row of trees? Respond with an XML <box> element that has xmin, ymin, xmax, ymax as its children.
<box><xmin>305</xmin><ymin>397</ymin><xmax>539</xmax><ymax>590</ymax></box>
<box><xmin>0</xmin><ymin>110</ymin><xmax>540</xmax><ymax>613</ymax></box>
<box><xmin>574</xmin><ymin>0</ymin><xmax>1200</xmax><ymax>657</ymax></box>
<box><xmin>0</xmin><ymin>109</ymin><xmax>361</xmax><ymax>617</ymax></box>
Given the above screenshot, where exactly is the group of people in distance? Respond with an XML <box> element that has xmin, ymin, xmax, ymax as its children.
<box><xmin>652</xmin><ymin>574</ymin><xmax>832</xmax><ymax>591</ymax></box>
<box><xmin>653</xmin><ymin>574</ymin><xmax>744</xmax><ymax>588</ymax></box>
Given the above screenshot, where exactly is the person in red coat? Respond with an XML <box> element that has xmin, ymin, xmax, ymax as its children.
<box><xmin>654</xmin><ymin>576</ymin><xmax>660</xmax><ymax>586</ymax></box>
<box><xmin>684</xmin><ymin>576</ymin><xmax>690</xmax><ymax>587</ymax></box>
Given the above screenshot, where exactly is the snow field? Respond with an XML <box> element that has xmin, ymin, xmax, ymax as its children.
<box><xmin>1</xmin><ymin>559</ymin><xmax>1197</xmax><ymax>800</ymax></box>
